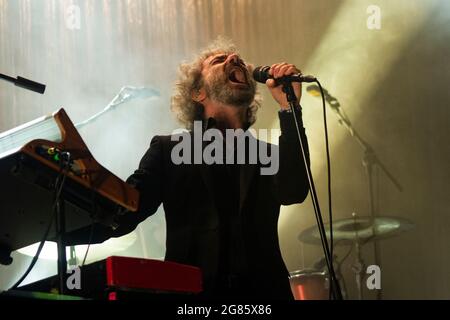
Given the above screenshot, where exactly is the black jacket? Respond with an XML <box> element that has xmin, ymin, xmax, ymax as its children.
<box><xmin>69</xmin><ymin>109</ymin><xmax>310</xmax><ymax>299</ymax></box>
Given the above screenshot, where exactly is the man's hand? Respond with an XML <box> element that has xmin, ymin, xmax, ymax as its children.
<box><xmin>266</xmin><ymin>63</ymin><xmax>302</xmax><ymax>110</ymax></box>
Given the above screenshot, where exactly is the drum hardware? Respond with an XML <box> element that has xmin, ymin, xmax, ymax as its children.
<box><xmin>290</xmin><ymin>255</ymin><xmax>350</xmax><ymax>300</ymax></box>
<box><xmin>298</xmin><ymin>214</ymin><xmax>414</xmax><ymax>246</ymax></box>
<box><xmin>309</xmin><ymin>253</ymin><xmax>349</xmax><ymax>300</ymax></box>
<box><xmin>307</xmin><ymin>85</ymin><xmax>404</xmax><ymax>300</ymax></box>
<box><xmin>289</xmin><ymin>269</ymin><xmax>329</xmax><ymax>300</ymax></box>
<box><xmin>298</xmin><ymin>213</ymin><xmax>414</xmax><ymax>299</ymax></box>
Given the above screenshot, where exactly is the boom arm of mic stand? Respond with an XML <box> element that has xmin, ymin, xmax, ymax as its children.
<box><xmin>74</xmin><ymin>88</ymin><xmax>132</xmax><ymax>130</ymax></box>
<box><xmin>74</xmin><ymin>86</ymin><xmax>159</xmax><ymax>130</ymax></box>
<box><xmin>75</xmin><ymin>99</ymin><xmax>123</xmax><ymax>130</ymax></box>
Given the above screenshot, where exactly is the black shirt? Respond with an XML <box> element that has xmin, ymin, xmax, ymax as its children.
<box><xmin>204</xmin><ymin>118</ymin><xmax>250</xmax><ymax>290</ymax></box>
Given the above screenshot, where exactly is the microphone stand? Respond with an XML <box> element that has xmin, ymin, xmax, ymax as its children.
<box><xmin>75</xmin><ymin>86</ymin><xmax>159</xmax><ymax>130</ymax></box>
<box><xmin>75</xmin><ymin>87</ymin><xmax>136</xmax><ymax>130</ymax></box>
<box><xmin>326</xmin><ymin>100</ymin><xmax>403</xmax><ymax>300</ymax></box>
<box><xmin>56</xmin><ymin>195</ymin><xmax>67</xmax><ymax>295</ymax></box>
<box><xmin>281</xmin><ymin>79</ymin><xmax>343</xmax><ymax>300</ymax></box>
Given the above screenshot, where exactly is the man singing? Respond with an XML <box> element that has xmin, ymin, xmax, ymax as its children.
<box><xmin>72</xmin><ymin>38</ymin><xmax>310</xmax><ymax>299</ymax></box>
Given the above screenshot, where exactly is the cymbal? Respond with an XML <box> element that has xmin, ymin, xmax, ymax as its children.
<box><xmin>298</xmin><ymin>216</ymin><xmax>414</xmax><ymax>245</ymax></box>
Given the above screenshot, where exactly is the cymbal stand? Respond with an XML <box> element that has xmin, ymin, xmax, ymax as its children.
<box><xmin>351</xmin><ymin>241</ymin><xmax>365</xmax><ymax>300</ymax></box>
<box><xmin>350</xmin><ymin>212</ymin><xmax>365</xmax><ymax>300</ymax></box>
<box><xmin>332</xmin><ymin>258</ymin><xmax>348</xmax><ymax>300</ymax></box>
<box><xmin>324</xmin><ymin>100</ymin><xmax>403</xmax><ymax>300</ymax></box>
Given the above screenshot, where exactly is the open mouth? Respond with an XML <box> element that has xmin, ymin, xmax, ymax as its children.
<box><xmin>228</xmin><ymin>68</ymin><xmax>248</xmax><ymax>85</ymax></box>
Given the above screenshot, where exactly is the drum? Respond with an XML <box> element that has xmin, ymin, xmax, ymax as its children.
<box><xmin>289</xmin><ymin>269</ymin><xmax>329</xmax><ymax>300</ymax></box>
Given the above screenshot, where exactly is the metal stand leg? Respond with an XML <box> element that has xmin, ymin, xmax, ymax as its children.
<box><xmin>56</xmin><ymin>197</ymin><xmax>67</xmax><ymax>295</ymax></box>
<box><xmin>363</xmin><ymin>150</ymin><xmax>382</xmax><ymax>300</ymax></box>
<box><xmin>351</xmin><ymin>241</ymin><xmax>365</xmax><ymax>300</ymax></box>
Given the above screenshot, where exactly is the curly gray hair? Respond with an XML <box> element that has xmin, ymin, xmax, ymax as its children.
<box><xmin>171</xmin><ymin>37</ymin><xmax>261</xmax><ymax>130</ymax></box>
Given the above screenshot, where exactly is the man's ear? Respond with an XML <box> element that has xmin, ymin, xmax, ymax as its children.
<box><xmin>192</xmin><ymin>88</ymin><xmax>206</xmax><ymax>103</ymax></box>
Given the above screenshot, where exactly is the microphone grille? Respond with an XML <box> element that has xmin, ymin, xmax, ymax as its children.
<box><xmin>253</xmin><ymin>66</ymin><xmax>271</xmax><ymax>84</ymax></box>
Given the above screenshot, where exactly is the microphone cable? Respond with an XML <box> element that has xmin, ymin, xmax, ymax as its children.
<box><xmin>315</xmin><ymin>80</ymin><xmax>335</xmax><ymax>299</ymax></box>
<box><xmin>314</xmin><ymin>79</ymin><xmax>343</xmax><ymax>299</ymax></box>
<box><xmin>285</xmin><ymin>78</ymin><xmax>342</xmax><ymax>299</ymax></box>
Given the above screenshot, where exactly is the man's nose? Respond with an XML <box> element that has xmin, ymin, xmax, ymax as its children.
<box><xmin>226</xmin><ymin>54</ymin><xmax>240</xmax><ymax>65</ymax></box>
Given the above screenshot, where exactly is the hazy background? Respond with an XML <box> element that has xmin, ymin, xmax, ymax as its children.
<box><xmin>0</xmin><ymin>0</ymin><xmax>449</xmax><ymax>299</ymax></box>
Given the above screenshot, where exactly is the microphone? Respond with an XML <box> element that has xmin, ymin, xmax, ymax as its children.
<box><xmin>306</xmin><ymin>84</ymin><xmax>340</xmax><ymax>110</ymax></box>
<box><xmin>15</xmin><ymin>76</ymin><xmax>46</xmax><ymax>94</ymax></box>
<box><xmin>0</xmin><ymin>73</ymin><xmax>46</xmax><ymax>94</ymax></box>
<box><xmin>253</xmin><ymin>66</ymin><xmax>316</xmax><ymax>85</ymax></box>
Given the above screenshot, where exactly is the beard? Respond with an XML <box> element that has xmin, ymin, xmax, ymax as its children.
<box><xmin>204</xmin><ymin>68</ymin><xmax>256</xmax><ymax>107</ymax></box>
